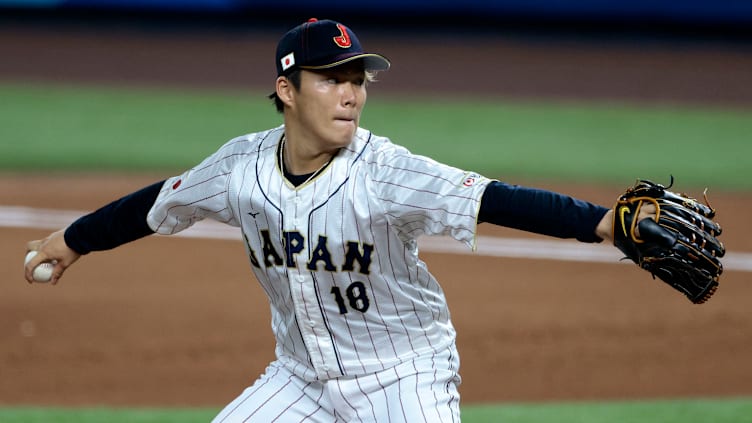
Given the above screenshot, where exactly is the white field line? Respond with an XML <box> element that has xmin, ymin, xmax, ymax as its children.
<box><xmin>3</xmin><ymin>205</ymin><xmax>752</xmax><ymax>272</ymax></box>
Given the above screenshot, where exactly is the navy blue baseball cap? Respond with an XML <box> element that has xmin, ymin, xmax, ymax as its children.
<box><xmin>276</xmin><ymin>18</ymin><xmax>391</xmax><ymax>76</ymax></box>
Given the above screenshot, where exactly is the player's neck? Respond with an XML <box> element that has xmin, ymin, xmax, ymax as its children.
<box><xmin>281</xmin><ymin>134</ymin><xmax>337</xmax><ymax>176</ymax></box>
<box><xmin>280</xmin><ymin>135</ymin><xmax>336</xmax><ymax>179</ymax></box>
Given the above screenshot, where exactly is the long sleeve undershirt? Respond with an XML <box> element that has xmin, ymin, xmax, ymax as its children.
<box><xmin>64</xmin><ymin>180</ymin><xmax>164</xmax><ymax>255</ymax></box>
<box><xmin>478</xmin><ymin>181</ymin><xmax>608</xmax><ymax>243</ymax></box>
<box><xmin>63</xmin><ymin>179</ymin><xmax>608</xmax><ymax>255</ymax></box>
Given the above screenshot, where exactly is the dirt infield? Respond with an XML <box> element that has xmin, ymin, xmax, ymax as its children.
<box><xmin>2</xmin><ymin>22</ymin><xmax>752</xmax><ymax>408</ymax></box>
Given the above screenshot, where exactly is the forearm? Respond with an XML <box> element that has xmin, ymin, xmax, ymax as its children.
<box><xmin>478</xmin><ymin>181</ymin><xmax>610</xmax><ymax>243</ymax></box>
<box><xmin>595</xmin><ymin>209</ymin><xmax>615</xmax><ymax>242</ymax></box>
<box><xmin>64</xmin><ymin>180</ymin><xmax>165</xmax><ymax>254</ymax></box>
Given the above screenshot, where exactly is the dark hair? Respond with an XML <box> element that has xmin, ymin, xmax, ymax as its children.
<box><xmin>268</xmin><ymin>70</ymin><xmax>301</xmax><ymax>113</ymax></box>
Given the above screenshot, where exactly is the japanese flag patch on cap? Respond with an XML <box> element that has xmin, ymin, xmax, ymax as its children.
<box><xmin>280</xmin><ymin>52</ymin><xmax>296</xmax><ymax>72</ymax></box>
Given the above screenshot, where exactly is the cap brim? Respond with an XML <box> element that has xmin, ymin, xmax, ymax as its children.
<box><xmin>300</xmin><ymin>53</ymin><xmax>391</xmax><ymax>72</ymax></box>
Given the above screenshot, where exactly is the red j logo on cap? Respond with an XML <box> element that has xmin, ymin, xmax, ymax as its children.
<box><xmin>333</xmin><ymin>24</ymin><xmax>352</xmax><ymax>48</ymax></box>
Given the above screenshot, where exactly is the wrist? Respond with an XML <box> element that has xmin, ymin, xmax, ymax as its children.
<box><xmin>595</xmin><ymin>209</ymin><xmax>614</xmax><ymax>242</ymax></box>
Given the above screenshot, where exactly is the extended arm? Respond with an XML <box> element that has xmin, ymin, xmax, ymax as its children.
<box><xmin>478</xmin><ymin>181</ymin><xmax>612</xmax><ymax>242</ymax></box>
<box><xmin>24</xmin><ymin>180</ymin><xmax>165</xmax><ymax>284</ymax></box>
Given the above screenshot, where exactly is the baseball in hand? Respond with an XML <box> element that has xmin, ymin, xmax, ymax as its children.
<box><xmin>24</xmin><ymin>251</ymin><xmax>54</xmax><ymax>283</ymax></box>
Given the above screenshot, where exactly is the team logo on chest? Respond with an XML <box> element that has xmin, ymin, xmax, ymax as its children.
<box><xmin>244</xmin><ymin>229</ymin><xmax>373</xmax><ymax>275</ymax></box>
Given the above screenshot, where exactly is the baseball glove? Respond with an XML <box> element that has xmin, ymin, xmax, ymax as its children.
<box><xmin>613</xmin><ymin>177</ymin><xmax>725</xmax><ymax>304</ymax></box>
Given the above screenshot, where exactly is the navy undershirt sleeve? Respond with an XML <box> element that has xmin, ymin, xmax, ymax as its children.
<box><xmin>478</xmin><ymin>181</ymin><xmax>609</xmax><ymax>243</ymax></box>
<box><xmin>64</xmin><ymin>180</ymin><xmax>165</xmax><ymax>255</ymax></box>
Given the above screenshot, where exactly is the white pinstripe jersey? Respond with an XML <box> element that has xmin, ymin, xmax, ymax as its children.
<box><xmin>147</xmin><ymin>125</ymin><xmax>490</xmax><ymax>381</ymax></box>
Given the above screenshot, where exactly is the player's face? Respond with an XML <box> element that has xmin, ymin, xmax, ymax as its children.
<box><xmin>292</xmin><ymin>64</ymin><xmax>367</xmax><ymax>150</ymax></box>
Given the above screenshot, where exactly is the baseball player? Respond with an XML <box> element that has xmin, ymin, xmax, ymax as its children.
<box><xmin>24</xmin><ymin>18</ymin><xmax>654</xmax><ymax>422</ymax></box>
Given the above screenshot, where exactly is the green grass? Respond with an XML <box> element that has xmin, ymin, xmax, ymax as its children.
<box><xmin>0</xmin><ymin>83</ymin><xmax>279</xmax><ymax>171</ymax></box>
<box><xmin>1</xmin><ymin>82</ymin><xmax>750</xmax><ymax>190</ymax></box>
<box><xmin>2</xmin><ymin>398</ymin><xmax>752</xmax><ymax>423</ymax></box>
<box><xmin>367</xmin><ymin>97</ymin><xmax>752</xmax><ymax>190</ymax></box>
<box><xmin>0</xmin><ymin>406</ymin><xmax>218</xmax><ymax>423</ymax></box>
<box><xmin>462</xmin><ymin>398</ymin><xmax>752</xmax><ymax>423</ymax></box>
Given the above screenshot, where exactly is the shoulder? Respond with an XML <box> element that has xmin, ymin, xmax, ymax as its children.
<box><xmin>347</xmin><ymin>128</ymin><xmax>409</xmax><ymax>164</ymax></box>
<box><xmin>355</xmin><ymin>129</ymin><xmax>442</xmax><ymax>174</ymax></box>
<box><xmin>199</xmin><ymin>126</ymin><xmax>282</xmax><ymax>170</ymax></box>
<box><xmin>348</xmin><ymin>128</ymin><xmax>455</xmax><ymax>187</ymax></box>
<box><xmin>218</xmin><ymin>126</ymin><xmax>282</xmax><ymax>157</ymax></box>
<box><xmin>350</xmin><ymin>128</ymin><xmax>491</xmax><ymax>191</ymax></box>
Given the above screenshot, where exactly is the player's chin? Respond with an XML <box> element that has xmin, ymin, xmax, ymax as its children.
<box><xmin>332</xmin><ymin>120</ymin><xmax>358</xmax><ymax>141</ymax></box>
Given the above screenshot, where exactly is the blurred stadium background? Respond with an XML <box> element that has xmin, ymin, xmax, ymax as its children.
<box><xmin>2</xmin><ymin>0</ymin><xmax>752</xmax><ymax>28</ymax></box>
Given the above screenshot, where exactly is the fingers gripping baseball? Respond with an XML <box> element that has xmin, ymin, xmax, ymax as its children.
<box><xmin>25</xmin><ymin>229</ymin><xmax>81</xmax><ymax>284</ymax></box>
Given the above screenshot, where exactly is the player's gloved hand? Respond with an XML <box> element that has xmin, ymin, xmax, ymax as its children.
<box><xmin>612</xmin><ymin>177</ymin><xmax>725</xmax><ymax>304</ymax></box>
<box><xmin>25</xmin><ymin>228</ymin><xmax>81</xmax><ymax>285</ymax></box>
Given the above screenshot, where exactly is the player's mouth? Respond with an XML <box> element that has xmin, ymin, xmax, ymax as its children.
<box><xmin>334</xmin><ymin>117</ymin><xmax>357</xmax><ymax>126</ymax></box>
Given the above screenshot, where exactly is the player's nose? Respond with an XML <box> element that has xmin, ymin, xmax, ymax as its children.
<box><xmin>340</xmin><ymin>82</ymin><xmax>359</xmax><ymax>107</ymax></box>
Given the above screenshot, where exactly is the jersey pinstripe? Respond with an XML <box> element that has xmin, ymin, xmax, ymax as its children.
<box><xmin>147</xmin><ymin>125</ymin><xmax>490</xmax><ymax>382</ymax></box>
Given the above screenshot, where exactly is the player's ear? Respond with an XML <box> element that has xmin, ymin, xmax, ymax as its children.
<box><xmin>276</xmin><ymin>76</ymin><xmax>295</xmax><ymax>109</ymax></box>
